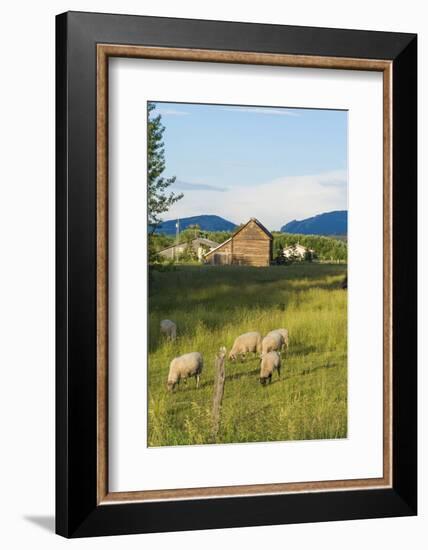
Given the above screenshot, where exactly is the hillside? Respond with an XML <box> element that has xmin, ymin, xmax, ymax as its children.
<box><xmin>155</xmin><ymin>215</ymin><xmax>236</xmax><ymax>235</ymax></box>
<box><xmin>281</xmin><ymin>210</ymin><xmax>347</xmax><ymax>236</ymax></box>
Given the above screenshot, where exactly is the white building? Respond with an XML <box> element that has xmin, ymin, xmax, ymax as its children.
<box><xmin>283</xmin><ymin>243</ymin><xmax>314</xmax><ymax>259</ymax></box>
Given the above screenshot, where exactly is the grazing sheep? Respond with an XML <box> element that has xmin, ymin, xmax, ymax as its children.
<box><xmin>267</xmin><ymin>328</ymin><xmax>289</xmax><ymax>350</ymax></box>
<box><xmin>228</xmin><ymin>331</ymin><xmax>262</xmax><ymax>361</ymax></box>
<box><xmin>261</xmin><ymin>331</ymin><xmax>284</xmax><ymax>355</ymax></box>
<box><xmin>167</xmin><ymin>352</ymin><xmax>203</xmax><ymax>391</ymax></box>
<box><xmin>160</xmin><ymin>319</ymin><xmax>177</xmax><ymax>341</ymax></box>
<box><xmin>260</xmin><ymin>351</ymin><xmax>281</xmax><ymax>385</ymax></box>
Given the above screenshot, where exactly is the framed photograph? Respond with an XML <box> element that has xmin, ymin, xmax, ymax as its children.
<box><xmin>56</xmin><ymin>11</ymin><xmax>417</xmax><ymax>538</ymax></box>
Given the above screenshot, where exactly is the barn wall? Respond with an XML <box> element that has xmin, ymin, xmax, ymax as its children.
<box><xmin>231</xmin><ymin>222</ymin><xmax>271</xmax><ymax>266</ymax></box>
<box><xmin>204</xmin><ymin>221</ymin><xmax>272</xmax><ymax>266</ymax></box>
<box><xmin>205</xmin><ymin>240</ymin><xmax>232</xmax><ymax>265</ymax></box>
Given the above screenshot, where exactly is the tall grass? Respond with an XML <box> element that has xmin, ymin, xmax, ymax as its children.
<box><xmin>148</xmin><ymin>263</ymin><xmax>347</xmax><ymax>446</ymax></box>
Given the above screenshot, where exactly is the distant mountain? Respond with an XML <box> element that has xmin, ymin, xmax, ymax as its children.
<box><xmin>155</xmin><ymin>215</ymin><xmax>237</xmax><ymax>235</ymax></box>
<box><xmin>281</xmin><ymin>210</ymin><xmax>347</xmax><ymax>236</ymax></box>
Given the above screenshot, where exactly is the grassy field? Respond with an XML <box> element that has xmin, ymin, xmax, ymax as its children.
<box><xmin>148</xmin><ymin>263</ymin><xmax>347</xmax><ymax>447</ymax></box>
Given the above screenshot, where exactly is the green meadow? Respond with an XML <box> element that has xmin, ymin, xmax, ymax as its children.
<box><xmin>148</xmin><ymin>263</ymin><xmax>347</xmax><ymax>447</ymax></box>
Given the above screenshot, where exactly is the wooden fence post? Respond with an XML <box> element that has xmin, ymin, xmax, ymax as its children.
<box><xmin>211</xmin><ymin>346</ymin><xmax>226</xmax><ymax>440</ymax></box>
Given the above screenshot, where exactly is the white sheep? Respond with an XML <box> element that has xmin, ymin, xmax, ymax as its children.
<box><xmin>160</xmin><ymin>319</ymin><xmax>177</xmax><ymax>341</ymax></box>
<box><xmin>228</xmin><ymin>331</ymin><xmax>262</xmax><ymax>361</ymax></box>
<box><xmin>259</xmin><ymin>351</ymin><xmax>281</xmax><ymax>385</ymax></box>
<box><xmin>267</xmin><ymin>328</ymin><xmax>289</xmax><ymax>350</ymax></box>
<box><xmin>261</xmin><ymin>331</ymin><xmax>284</xmax><ymax>355</ymax></box>
<box><xmin>167</xmin><ymin>352</ymin><xmax>203</xmax><ymax>391</ymax></box>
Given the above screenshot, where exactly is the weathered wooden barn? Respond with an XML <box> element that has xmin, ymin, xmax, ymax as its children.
<box><xmin>204</xmin><ymin>218</ymin><xmax>272</xmax><ymax>267</ymax></box>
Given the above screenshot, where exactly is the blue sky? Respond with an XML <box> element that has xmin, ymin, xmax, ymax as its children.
<box><xmin>150</xmin><ymin>101</ymin><xmax>348</xmax><ymax>230</ymax></box>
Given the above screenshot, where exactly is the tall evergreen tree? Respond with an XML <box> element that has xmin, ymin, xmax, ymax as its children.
<box><xmin>148</xmin><ymin>103</ymin><xmax>183</xmax><ymax>230</ymax></box>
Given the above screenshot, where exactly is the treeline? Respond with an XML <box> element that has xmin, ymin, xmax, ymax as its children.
<box><xmin>272</xmin><ymin>232</ymin><xmax>347</xmax><ymax>262</ymax></box>
<box><xmin>150</xmin><ymin>228</ymin><xmax>347</xmax><ymax>263</ymax></box>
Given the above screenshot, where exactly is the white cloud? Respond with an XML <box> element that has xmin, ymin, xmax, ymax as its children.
<box><xmin>221</xmin><ymin>107</ymin><xmax>300</xmax><ymax>117</ymax></box>
<box><xmin>173</xmin><ymin>180</ymin><xmax>228</xmax><ymax>192</ymax></box>
<box><xmin>154</xmin><ymin>107</ymin><xmax>189</xmax><ymax>116</ymax></box>
<box><xmin>165</xmin><ymin>170</ymin><xmax>347</xmax><ymax>231</ymax></box>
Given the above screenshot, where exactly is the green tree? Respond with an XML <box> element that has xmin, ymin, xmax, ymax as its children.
<box><xmin>180</xmin><ymin>228</ymin><xmax>198</xmax><ymax>244</ymax></box>
<box><xmin>188</xmin><ymin>224</ymin><xmax>201</xmax><ymax>239</ymax></box>
<box><xmin>148</xmin><ymin>103</ymin><xmax>183</xmax><ymax>230</ymax></box>
<box><xmin>274</xmin><ymin>242</ymin><xmax>285</xmax><ymax>264</ymax></box>
<box><xmin>303</xmin><ymin>249</ymin><xmax>313</xmax><ymax>262</ymax></box>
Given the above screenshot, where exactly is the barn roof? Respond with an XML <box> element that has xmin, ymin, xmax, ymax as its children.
<box><xmin>195</xmin><ymin>237</ymin><xmax>220</xmax><ymax>248</ymax></box>
<box><xmin>252</xmin><ymin>218</ymin><xmax>272</xmax><ymax>238</ymax></box>
<box><xmin>158</xmin><ymin>237</ymin><xmax>219</xmax><ymax>254</ymax></box>
<box><xmin>203</xmin><ymin>237</ymin><xmax>232</xmax><ymax>257</ymax></box>
<box><xmin>231</xmin><ymin>217</ymin><xmax>273</xmax><ymax>240</ymax></box>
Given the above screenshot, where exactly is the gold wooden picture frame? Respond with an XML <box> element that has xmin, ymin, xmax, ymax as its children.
<box><xmin>96</xmin><ymin>44</ymin><xmax>392</xmax><ymax>504</ymax></box>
